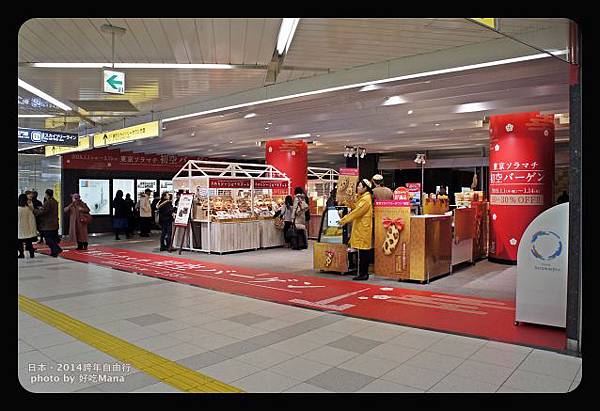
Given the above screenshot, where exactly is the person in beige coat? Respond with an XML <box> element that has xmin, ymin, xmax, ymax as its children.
<box><xmin>18</xmin><ymin>194</ymin><xmax>37</xmax><ymax>258</ymax></box>
<box><xmin>138</xmin><ymin>189</ymin><xmax>153</xmax><ymax>237</ymax></box>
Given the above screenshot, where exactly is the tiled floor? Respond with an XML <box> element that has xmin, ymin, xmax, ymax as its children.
<box><xmin>18</xmin><ymin>237</ymin><xmax>582</xmax><ymax>393</ymax></box>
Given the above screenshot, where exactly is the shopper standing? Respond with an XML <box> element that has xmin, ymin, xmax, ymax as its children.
<box><xmin>339</xmin><ymin>179</ymin><xmax>374</xmax><ymax>281</ymax></box>
<box><xmin>371</xmin><ymin>174</ymin><xmax>393</xmax><ymax>200</ymax></box>
<box><xmin>30</xmin><ymin>191</ymin><xmax>44</xmax><ymax>244</ymax></box>
<box><xmin>124</xmin><ymin>193</ymin><xmax>135</xmax><ymax>238</ymax></box>
<box><xmin>112</xmin><ymin>190</ymin><xmax>128</xmax><ymax>240</ymax></box>
<box><xmin>64</xmin><ymin>193</ymin><xmax>91</xmax><ymax>250</ymax></box>
<box><xmin>139</xmin><ymin>189</ymin><xmax>152</xmax><ymax>237</ymax></box>
<box><xmin>276</xmin><ymin>195</ymin><xmax>294</xmax><ymax>248</ymax></box>
<box><xmin>151</xmin><ymin>191</ymin><xmax>160</xmax><ymax>229</ymax></box>
<box><xmin>33</xmin><ymin>189</ymin><xmax>62</xmax><ymax>257</ymax></box>
<box><xmin>290</xmin><ymin>187</ymin><xmax>309</xmax><ymax>250</ymax></box>
<box><xmin>18</xmin><ymin>194</ymin><xmax>37</xmax><ymax>258</ymax></box>
<box><xmin>157</xmin><ymin>192</ymin><xmax>174</xmax><ymax>251</ymax></box>
<box><xmin>326</xmin><ymin>185</ymin><xmax>338</xmax><ymax>208</ymax></box>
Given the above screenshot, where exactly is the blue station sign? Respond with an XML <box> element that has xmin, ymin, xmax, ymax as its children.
<box><xmin>18</xmin><ymin>128</ymin><xmax>79</xmax><ymax>146</ymax></box>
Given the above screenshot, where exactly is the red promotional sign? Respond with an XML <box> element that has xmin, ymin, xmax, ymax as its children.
<box><xmin>254</xmin><ymin>180</ymin><xmax>289</xmax><ymax>190</ymax></box>
<box><xmin>339</xmin><ymin>168</ymin><xmax>359</xmax><ymax>176</ymax></box>
<box><xmin>391</xmin><ymin>187</ymin><xmax>411</xmax><ymax>206</ymax></box>
<box><xmin>209</xmin><ymin>178</ymin><xmax>251</xmax><ymax>189</ymax></box>
<box><xmin>375</xmin><ymin>200</ymin><xmax>410</xmax><ymax>207</ymax></box>
<box><xmin>489</xmin><ymin>112</ymin><xmax>555</xmax><ymax>261</ymax></box>
<box><xmin>405</xmin><ymin>182</ymin><xmax>421</xmax><ymax>193</ymax></box>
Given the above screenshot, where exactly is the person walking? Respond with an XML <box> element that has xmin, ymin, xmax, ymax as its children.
<box><xmin>30</xmin><ymin>191</ymin><xmax>44</xmax><ymax>244</ymax></box>
<box><xmin>124</xmin><ymin>193</ymin><xmax>136</xmax><ymax>238</ymax></box>
<box><xmin>18</xmin><ymin>194</ymin><xmax>37</xmax><ymax>258</ymax></box>
<box><xmin>33</xmin><ymin>189</ymin><xmax>62</xmax><ymax>257</ymax></box>
<box><xmin>112</xmin><ymin>190</ymin><xmax>129</xmax><ymax>240</ymax></box>
<box><xmin>371</xmin><ymin>174</ymin><xmax>393</xmax><ymax>200</ymax></box>
<box><xmin>339</xmin><ymin>179</ymin><xmax>374</xmax><ymax>281</ymax></box>
<box><xmin>139</xmin><ymin>189</ymin><xmax>152</xmax><ymax>237</ymax></box>
<box><xmin>157</xmin><ymin>192</ymin><xmax>174</xmax><ymax>251</ymax></box>
<box><xmin>290</xmin><ymin>187</ymin><xmax>309</xmax><ymax>250</ymax></box>
<box><xmin>64</xmin><ymin>193</ymin><xmax>91</xmax><ymax>250</ymax></box>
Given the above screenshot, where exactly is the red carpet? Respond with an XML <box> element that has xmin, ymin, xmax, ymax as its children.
<box><xmin>40</xmin><ymin>246</ymin><xmax>566</xmax><ymax>351</ymax></box>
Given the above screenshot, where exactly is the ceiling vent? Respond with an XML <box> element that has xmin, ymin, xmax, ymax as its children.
<box><xmin>69</xmin><ymin>100</ymin><xmax>139</xmax><ymax>112</ymax></box>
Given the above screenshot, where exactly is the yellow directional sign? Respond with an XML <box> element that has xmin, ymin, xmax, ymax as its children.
<box><xmin>93</xmin><ymin>121</ymin><xmax>160</xmax><ymax>148</ymax></box>
<box><xmin>470</xmin><ymin>18</ymin><xmax>497</xmax><ymax>29</ymax></box>
<box><xmin>45</xmin><ymin>135</ymin><xmax>90</xmax><ymax>157</ymax></box>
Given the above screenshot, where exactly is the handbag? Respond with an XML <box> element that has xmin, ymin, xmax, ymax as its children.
<box><xmin>79</xmin><ymin>212</ymin><xmax>93</xmax><ymax>224</ymax></box>
<box><xmin>274</xmin><ymin>215</ymin><xmax>284</xmax><ymax>230</ymax></box>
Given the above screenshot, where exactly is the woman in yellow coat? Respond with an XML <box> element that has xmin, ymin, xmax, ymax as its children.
<box><xmin>339</xmin><ymin>179</ymin><xmax>374</xmax><ymax>281</ymax></box>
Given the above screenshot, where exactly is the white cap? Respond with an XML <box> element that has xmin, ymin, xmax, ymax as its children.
<box><xmin>372</xmin><ymin>174</ymin><xmax>384</xmax><ymax>181</ymax></box>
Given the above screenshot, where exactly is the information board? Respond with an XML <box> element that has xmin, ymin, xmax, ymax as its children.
<box><xmin>174</xmin><ymin>193</ymin><xmax>195</xmax><ymax>227</ymax></box>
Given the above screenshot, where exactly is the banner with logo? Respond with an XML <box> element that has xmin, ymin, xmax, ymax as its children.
<box><xmin>19</xmin><ymin>127</ymin><xmax>79</xmax><ymax>146</ymax></box>
<box><xmin>516</xmin><ymin>203</ymin><xmax>568</xmax><ymax>328</ymax></box>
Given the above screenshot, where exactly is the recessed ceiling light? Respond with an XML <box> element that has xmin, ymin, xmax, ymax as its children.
<box><xmin>18</xmin><ymin>114</ymin><xmax>55</xmax><ymax>118</ymax></box>
<box><xmin>407</xmin><ymin>110</ymin><xmax>413</xmax><ymax>115</ymax></box>
<box><xmin>435</xmin><ymin>123</ymin><xmax>440</xmax><ymax>126</ymax></box>
<box><xmin>267</xmin><ymin>122</ymin><xmax>272</xmax><ymax>125</ymax></box>
<box><xmin>397</xmin><ymin>130</ymin><xmax>406</xmax><ymax>134</ymax></box>
<box><xmin>409</xmin><ymin>123</ymin><xmax>418</xmax><ymax>127</ymax></box>
<box><xmin>382</xmin><ymin>96</ymin><xmax>408</xmax><ymax>106</ymax></box>
<box><xmin>229</xmin><ymin>141</ymin><xmax>233</xmax><ymax>144</ymax></box>
<box><xmin>265</xmin><ymin>127</ymin><xmax>270</xmax><ymax>130</ymax></box>
<box><xmin>244</xmin><ymin>113</ymin><xmax>257</xmax><ymax>118</ymax></box>
<box><xmin>241</xmin><ymin>154</ymin><xmax>247</xmax><ymax>157</ymax></box>
<box><xmin>359</xmin><ymin>84</ymin><xmax>382</xmax><ymax>92</ymax></box>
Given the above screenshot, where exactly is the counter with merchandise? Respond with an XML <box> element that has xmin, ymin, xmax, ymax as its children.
<box><xmin>171</xmin><ymin>161</ymin><xmax>290</xmax><ymax>254</ymax></box>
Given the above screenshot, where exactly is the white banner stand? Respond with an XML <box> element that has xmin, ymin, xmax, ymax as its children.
<box><xmin>515</xmin><ymin>203</ymin><xmax>569</xmax><ymax>328</ymax></box>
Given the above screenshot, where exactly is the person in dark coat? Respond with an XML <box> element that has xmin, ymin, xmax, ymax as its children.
<box><xmin>33</xmin><ymin>189</ymin><xmax>62</xmax><ymax>257</ymax></box>
<box><xmin>112</xmin><ymin>190</ymin><xmax>129</xmax><ymax>240</ymax></box>
<box><xmin>157</xmin><ymin>192</ymin><xmax>174</xmax><ymax>251</ymax></box>
<box><xmin>151</xmin><ymin>191</ymin><xmax>160</xmax><ymax>229</ymax></box>
<box><xmin>124</xmin><ymin>193</ymin><xmax>136</xmax><ymax>238</ymax></box>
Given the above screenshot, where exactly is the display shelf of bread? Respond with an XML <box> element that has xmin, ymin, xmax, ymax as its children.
<box><xmin>423</xmin><ymin>194</ymin><xmax>449</xmax><ymax>215</ymax></box>
<box><xmin>454</xmin><ymin>191</ymin><xmax>484</xmax><ymax>208</ymax></box>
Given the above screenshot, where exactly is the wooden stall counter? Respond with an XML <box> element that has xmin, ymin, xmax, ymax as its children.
<box><xmin>451</xmin><ymin>207</ymin><xmax>476</xmax><ymax>267</ymax></box>
<box><xmin>409</xmin><ymin>215</ymin><xmax>452</xmax><ymax>283</ymax></box>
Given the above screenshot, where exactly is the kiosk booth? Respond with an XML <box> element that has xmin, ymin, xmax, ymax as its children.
<box><xmin>306</xmin><ymin>167</ymin><xmax>339</xmax><ymax>239</ymax></box>
<box><xmin>171</xmin><ymin>160</ymin><xmax>290</xmax><ymax>254</ymax></box>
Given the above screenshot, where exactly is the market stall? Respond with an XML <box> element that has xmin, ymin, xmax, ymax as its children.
<box><xmin>306</xmin><ymin>167</ymin><xmax>339</xmax><ymax>239</ymax></box>
<box><xmin>171</xmin><ymin>161</ymin><xmax>290</xmax><ymax>254</ymax></box>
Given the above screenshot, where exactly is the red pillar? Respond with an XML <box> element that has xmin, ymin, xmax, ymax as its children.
<box><xmin>488</xmin><ymin>112</ymin><xmax>555</xmax><ymax>262</ymax></box>
<box><xmin>265</xmin><ymin>140</ymin><xmax>308</xmax><ymax>193</ymax></box>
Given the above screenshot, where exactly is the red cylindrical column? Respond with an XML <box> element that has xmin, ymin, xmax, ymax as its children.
<box><xmin>265</xmin><ymin>140</ymin><xmax>308</xmax><ymax>193</ymax></box>
<box><xmin>488</xmin><ymin>112</ymin><xmax>555</xmax><ymax>262</ymax></box>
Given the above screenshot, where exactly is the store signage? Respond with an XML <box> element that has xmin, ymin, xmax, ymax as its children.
<box><xmin>174</xmin><ymin>193</ymin><xmax>195</xmax><ymax>227</ymax></box>
<box><xmin>103</xmin><ymin>70</ymin><xmax>125</xmax><ymax>94</ymax></box>
<box><xmin>61</xmin><ymin>148</ymin><xmax>221</xmax><ymax>171</ymax></box>
<box><xmin>93</xmin><ymin>121</ymin><xmax>160</xmax><ymax>148</ymax></box>
<box><xmin>405</xmin><ymin>183</ymin><xmax>421</xmax><ymax>205</ymax></box>
<box><xmin>488</xmin><ymin>112</ymin><xmax>554</xmax><ymax>261</ymax></box>
<box><xmin>254</xmin><ymin>180</ymin><xmax>289</xmax><ymax>189</ymax></box>
<box><xmin>339</xmin><ymin>168</ymin><xmax>359</xmax><ymax>176</ymax></box>
<box><xmin>470</xmin><ymin>18</ymin><xmax>496</xmax><ymax>29</ymax></box>
<box><xmin>45</xmin><ymin>135</ymin><xmax>91</xmax><ymax>156</ymax></box>
<box><xmin>209</xmin><ymin>178</ymin><xmax>251</xmax><ymax>189</ymax></box>
<box><xmin>516</xmin><ymin>203</ymin><xmax>568</xmax><ymax>328</ymax></box>
<box><xmin>393</xmin><ymin>187</ymin><xmax>411</xmax><ymax>205</ymax></box>
<box><xmin>18</xmin><ymin>127</ymin><xmax>79</xmax><ymax>146</ymax></box>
